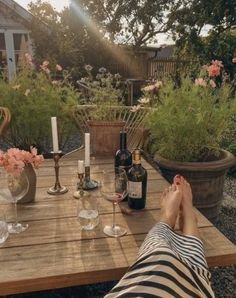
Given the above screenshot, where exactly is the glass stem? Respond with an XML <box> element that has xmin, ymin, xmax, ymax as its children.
<box><xmin>13</xmin><ymin>201</ymin><xmax>18</xmax><ymax>226</ymax></box>
<box><xmin>112</xmin><ymin>202</ymin><xmax>116</xmax><ymax>229</ymax></box>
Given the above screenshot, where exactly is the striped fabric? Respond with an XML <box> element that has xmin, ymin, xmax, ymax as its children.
<box><xmin>105</xmin><ymin>222</ymin><xmax>215</xmax><ymax>298</ymax></box>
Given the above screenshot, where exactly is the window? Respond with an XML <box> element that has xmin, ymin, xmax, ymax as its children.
<box><xmin>13</xmin><ymin>33</ymin><xmax>30</xmax><ymax>70</ymax></box>
<box><xmin>0</xmin><ymin>30</ymin><xmax>32</xmax><ymax>79</ymax></box>
<box><xmin>0</xmin><ymin>33</ymin><xmax>7</xmax><ymax>74</ymax></box>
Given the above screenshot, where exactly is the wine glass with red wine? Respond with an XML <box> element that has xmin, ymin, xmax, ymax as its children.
<box><xmin>102</xmin><ymin>168</ymin><xmax>128</xmax><ymax>237</ymax></box>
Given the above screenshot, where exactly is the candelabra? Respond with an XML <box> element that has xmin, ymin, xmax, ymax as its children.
<box><xmin>83</xmin><ymin>166</ymin><xmax>98</xmax><ymax>190</ymax></box>
<box><xmin>47</xmin><ymin>151</ymin><xmax>68</xmax><ymax>195</ymax></box>
<box><xmin>73</xmin><ymin>172</ymin><xmax>89</xmax><ymax>199</ymax></box>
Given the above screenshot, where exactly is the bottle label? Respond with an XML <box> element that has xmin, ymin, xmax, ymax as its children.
<box><xmin>128</xmin><ymin>181</ymin><xmax>142</xmax><ymax>198</ymax></box>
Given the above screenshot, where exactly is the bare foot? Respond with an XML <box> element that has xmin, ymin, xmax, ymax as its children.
<box><xmin>160</xmin><ymin>184</ymin><xmax>182</xmax><ymax>229</ymax></box>
<box><xmin>178</xmin><ymin>176</ymin><xmax>200</xmax><ymax>238</ymax></box>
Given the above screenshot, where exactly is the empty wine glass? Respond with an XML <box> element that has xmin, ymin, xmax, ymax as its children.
<box><xmin>102</xmin><ymin>168</ymin><xmax>128</xmax><ymax>237</ymax></box>
<box><xmin>0</xmin><ymin>171</ymin><xmax>29</xmax><ymax>233</ymax></box>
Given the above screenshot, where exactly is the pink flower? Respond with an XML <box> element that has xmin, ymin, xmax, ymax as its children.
<box><xmin>24</xmin><ymin>89</ymin><xmax>31</xmax><ymax>96</ymax></box>
<box><xmin>0</xmin><ymin>147</ymin><xmax>44</xmax><ymax>175</ymax></box>
<box><xmin>56</xmin><ymin>64</ymin><xmax>62</xmax><ymax>71</ymax></box>
<box><xmin>195</xmin><ymin>78</ymin><xmax>207</xmax><ymax>87</ymax></box>
<box><xmin>211</xmin><ymin>60</ymin><xmax>223</xmax><ymax>68</ymax></box>
<box><xmin>42</xmin><ymin>60</ymin><xmax>49</xmax><ymax>67</ymax></box>
<box><xmin>232</xmin><ymin>57</ymin><xmax>236</xmax><ymax>63</ymax></box>
<box><xmin>209</xmin><ymin>79</ymin><xmax>216</xmax><ymax>88</ymax></box>
<box><xmin>207</xmin><ymin>64</ymin><xmax>221</xmax><ymax>77</ymax></box>
<box><xmin>40</xmin><ymin>60</ymin><xmax>50</xmax><ymax>74</ymax></box>
<box><xmin>25</xmin><ymin>53</ymin><xmax>33</xmax><ymax>65</ymax></box>
<box><xmin>33</xmin><ymin>155</ymin><xmax>44</xmax><ymax>169</ymax></box>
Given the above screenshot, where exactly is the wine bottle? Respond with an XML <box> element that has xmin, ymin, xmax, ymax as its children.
<box><xmin>127</xmin><ymin>149</ymin><xmax>147</xmax><ymax>209</ymax></box>
<box><xmin>114</xmin><ymin>131</ymin><xmax>132</xmax><ymax>174</ymax></box>
<box><xmin>115</xmin><ymin>131</ymin><xmax>132</xmax><ymax>201</ymax></box>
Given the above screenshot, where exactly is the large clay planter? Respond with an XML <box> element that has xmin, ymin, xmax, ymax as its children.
<box><xmin>88</xmin><ymin>120</ymin><xmax>125</xmax><ymax>157</ymax></box>
<box><xmin>155</xmin><ymin>150</ymin><xmax>235</xmax><ymax>221</ymax></box>
<box><xmin>18</xmin><ymin>164</ymin><xmax>37</xmax><ymax>204</ymax></box>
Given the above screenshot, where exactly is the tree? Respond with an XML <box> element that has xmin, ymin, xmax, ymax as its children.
<box><xmin>171</xmin><ymin>0</ymin><xmax>236</xmax><ymax>78</ymax></box>
<box><xmin>70</xmin><ymin>0</ymin><xmax>182</xmax><ymax>47</ymax></box>
<box><xmin>28</xmin><ymin>0</ymin><xmax>85</xmax><ymax>80</ymax></box>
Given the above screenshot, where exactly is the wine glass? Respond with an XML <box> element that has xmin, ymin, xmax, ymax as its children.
<box><xmin>0</xmin><ymin>171</ymin><xmax>29</xmax><ymax>233</ymax></box>
<box><xmin>102</xmin><ymin>168</ymin><xmax>128</xmax><ymax>237</ymax></box>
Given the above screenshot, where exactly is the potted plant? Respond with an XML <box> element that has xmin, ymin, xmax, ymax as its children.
<box><xmin>143</xmin><ymin>59</ymin><xmax>236</xmax><ymax>221</ymax></box>
<box><xmin>0</xmin><ymin>147</ymin><xmax>44</xmax><ymax>203</ymax></box>
<box><xmin>74</xmin><ymin>65</ymin><xmax>126</xmax><ymax>156</ymax></box>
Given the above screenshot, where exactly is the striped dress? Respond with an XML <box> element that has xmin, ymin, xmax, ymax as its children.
<box><xmin>105</xmin><ymin>222</ymin><xmax>215</xmax><ymax>298</ymax></box>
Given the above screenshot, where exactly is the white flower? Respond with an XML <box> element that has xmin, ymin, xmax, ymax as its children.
<box><xmin>98</xmin><ymin>67</ymin><xmax>106</xmax><ymax>73</ymax></box>
<box><xmin>85</xmin><ymin>64</ymin><xmax>93</xmax><ymax>72</ymax></box>
<box><xmin>209</xmin><ymin>79</ymin><xmax>216</xmax><ymax>88</ymax></box>
<box><xmin>154</xmin><ymin>80</ymin><xmax>163</xmax><ymax>88</ymax></box>
<box><xmin>138</xmin><ymin>97</ymin><xmax>150</xmax><ymax>104</ymax></box>
<box><xmin>142</xmin><ymin>84</ymin><xmax>156</xmax><ymax>92</ymax></box>
<box><xmin>130</xmin><ymin>105</ymin><xmax>141</xmax><ymax>112</ymax></box>
<box><xmin>114</xmin><ymin>73</ymin><xmax>121</xmax><ymax>80</ymax></box>
<box><xmin>24</xmin><ymin>89</ymin><xmax>31</xmax><ymax>96</ymax></box>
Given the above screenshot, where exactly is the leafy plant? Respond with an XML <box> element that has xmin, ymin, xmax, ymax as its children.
<box><xmin>78</xmin><ymin>65</ymin><xmax>125</xmax><ymax>120</ymax></box>
<box><xmin>144</xmin><ymin>60</ymin><xmax>236</xmax><ymax>162</ymax></box>
<box><xmin>0</xmin><ymin>56</ymin><xmax>79</xmax><ymax>154</ymax></box>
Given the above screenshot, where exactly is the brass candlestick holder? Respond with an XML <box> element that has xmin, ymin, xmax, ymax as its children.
<box><xmin>83</xmin><ymin>166</ymin><xmax>98</xmax><ymax>190</ymax></box>
<box><xmin>73</xmin><ymin>173</ymin><xmax>90</xmax><ymax>199</ymax></box>
<box><xmin>47</xmin><ymin>151</ymin><xmax>68</xmax><ymax>195</ymax></box>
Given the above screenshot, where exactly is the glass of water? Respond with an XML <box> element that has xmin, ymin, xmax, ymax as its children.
<box><xmin>77</xmin><ymin>194</ymin><xmax>99</xmax><ymax>231</ymax></box>
<box><xmin>0</xmin><ymin>210</ymin><xmax>8</xmax><ymax>244</ymax></box>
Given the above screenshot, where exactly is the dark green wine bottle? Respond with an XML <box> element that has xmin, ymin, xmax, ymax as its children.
<box><xmin>115</xmin><ymin>131</ymin><xmax>132</xmax><ymax>201</ymax></box>
<box><xmin>114</xmin><ymin>131</ymin><xmax>132</xmax><ymax>173</ymax></box>
<box><xmin>127</xmin><ymin>149</ymin><xmax>147</xmax><ymax>209</ymax></box>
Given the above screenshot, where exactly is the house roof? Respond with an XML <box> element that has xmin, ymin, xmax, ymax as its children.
<box><xmin>0</xmin><ymin>0</ymin><xmax>33</xmax><ymax>23</ymax></box>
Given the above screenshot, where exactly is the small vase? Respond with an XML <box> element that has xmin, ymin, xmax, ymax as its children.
<box><xmin>18</xmin><ymin>164</ymin><xmax>37</xmax><ymax>204</ymax></box>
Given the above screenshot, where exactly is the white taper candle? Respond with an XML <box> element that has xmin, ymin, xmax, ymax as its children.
<box><xmin>51</xmin><ymin>117</ymin><xmax>59</xmax><ymax>153</ymax></box>
<box><xmin>85</xmin><ymin>133</ymin><xmax>90</xmax><ymax>167</ymax></box>
<box><xmin>78</xmin><ymin>160</ymin><xmax>84</xmax><ymax>174</ymax></box>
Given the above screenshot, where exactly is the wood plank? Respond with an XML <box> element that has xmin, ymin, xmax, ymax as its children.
<box><xmin>0</xmin><ymin>191</ymin><xmax>211</xmax><ymax>228</ymax></box>
<box><xmin>200</xmin><ymin>226</ymin><xmax>236</xmax><ymax>267</ymax></box>
<box><xmin>0</xmin><ymin>209</ymin><xmax>211</xmax><ymax>248</ymax></box>
<box><xmin>0</xmin><ymin>226</ymin><xmax>235</xmax><ymax>295</ymax></box>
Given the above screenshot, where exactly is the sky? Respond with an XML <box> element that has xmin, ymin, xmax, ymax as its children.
<box><xmin>15</xmin><ymin>0</ymin><xmax>70</xmax><ymax>12</ymax></box>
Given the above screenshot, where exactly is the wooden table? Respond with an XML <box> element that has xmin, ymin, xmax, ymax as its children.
<box><xmin>0</xmin><ymin>149</ymin><xmax>236</xmax><ymax>295</ymax></box>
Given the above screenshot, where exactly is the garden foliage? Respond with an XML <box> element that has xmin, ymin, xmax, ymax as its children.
<box><xmin>0</xmin><ymin>59</ymin><xmax>79</xmax><ymax>154</ymax></box>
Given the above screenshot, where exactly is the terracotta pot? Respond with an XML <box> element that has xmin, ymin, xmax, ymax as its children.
<box><xmin>88</xmin><ymin>120</ymin><xmax>125</xmax><ymax>157</ymax></box>
<box><xmin>18</xmin><ymin>164</ymin><xmax>37</xmax><ymax>204</ymax></box>
<box><xmin>155</xmin><ymin>150</ymin><xmax>236</xmax><ymax>221</ymax></box>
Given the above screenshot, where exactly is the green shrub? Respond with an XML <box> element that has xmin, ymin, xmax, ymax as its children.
<box><xmin>0</xmin><ymin>60</ymin><xmax>79</xmax><ymax>154</ymax></box>
<box><xmin>144</xmin><ymin>69</ymin><xmax>236</xmax><ymax>162</ymax></box>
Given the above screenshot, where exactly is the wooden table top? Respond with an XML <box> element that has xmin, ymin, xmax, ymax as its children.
<box><xmin>0</xmin><ymin>149</ymin><xmax>236</xmax><ymax>295</ymax></box>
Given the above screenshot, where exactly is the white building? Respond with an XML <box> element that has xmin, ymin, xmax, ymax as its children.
<box><xmin>0</xmin><ymin>0</ymin><xmax>34</xmax><ymax>79</ymax></box>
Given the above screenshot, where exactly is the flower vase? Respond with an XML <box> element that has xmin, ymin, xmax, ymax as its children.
<box><xmin>18</xmin><ymin>164</ymin><xmax>37</xmax><ymax>204</ymax></box>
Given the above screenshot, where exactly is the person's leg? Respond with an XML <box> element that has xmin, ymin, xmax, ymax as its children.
<box><xmin>159</xmin><ymin>183</ymin><xmax>182</xmax><ymax>229</ymax></box>
<box><xmin>177</xmin><ymin>176</ymin><xmax>200</xmax><ymax>238</ymax></box>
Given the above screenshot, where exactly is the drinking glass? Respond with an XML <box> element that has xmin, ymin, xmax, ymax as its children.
<box><xmin>102</xmin><ymin>168</ymin><xmax>128</xmax><ymax>237</ymax></box>
<box><xmin>0</xmin><ymin>210</ymin><xmax>8</xmax><ymax>244</ymax></box>
<box><xmin>77</xmin><ymin>193</ymin><xmax>99</xmax><ymax>231</ymax></box>
<box><xmin>0</xmin><ymin>171</ymin><xmax>29</xmax><ymax>233</ymax></box>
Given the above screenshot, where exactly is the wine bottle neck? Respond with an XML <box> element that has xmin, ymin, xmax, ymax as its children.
<box><xmin>120</xmin><ymin>132</ymin><xmax>127</xmax><ymax>150</ymax></box>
